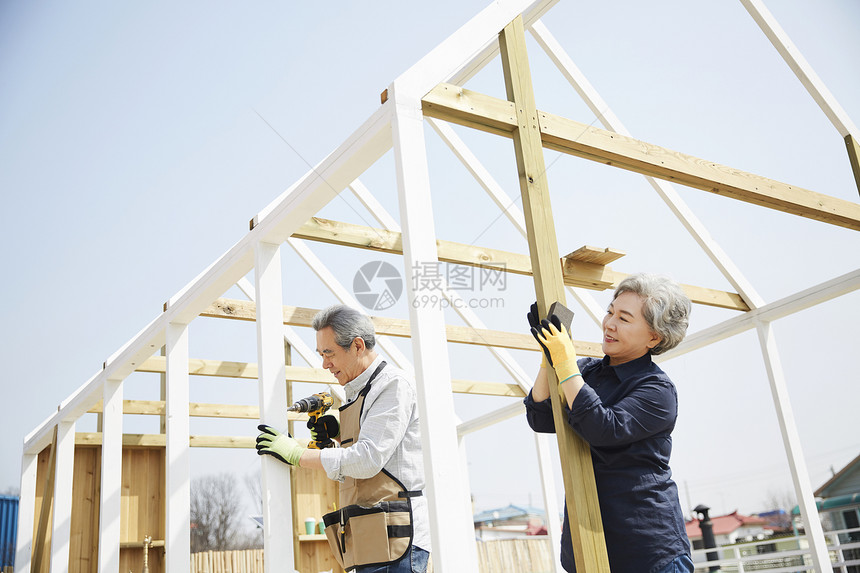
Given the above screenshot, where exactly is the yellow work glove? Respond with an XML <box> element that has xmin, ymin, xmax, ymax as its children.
<box><xmin>533</xmin><ymin>319</ymin><xmax>580</xmax><ymax>384</ymax></box>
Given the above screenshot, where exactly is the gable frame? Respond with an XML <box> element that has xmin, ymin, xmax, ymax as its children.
<box><xmin>15</xmin><ymin>1</ymin><xmax>859</xmax><ymax>572</ymax></box>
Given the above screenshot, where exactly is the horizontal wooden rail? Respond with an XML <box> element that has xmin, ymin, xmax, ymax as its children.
<box><xmin>200</xmin><ymin>299</ymin><xmax>604</xmax><ymax>355</ymax></box>
<box><xmin>132</xmin><ymin>358</ymin><xmax>528</xmax><ymax>398</ymax></box>
<box><xmin>294</xmin><ymin>216</ymin><xmax>749</xmax><ymax>310</ymax></box>
<box><xmin>422</xmin><ymin>82</ymin><xmax>860</xmax><ymax>231</ymax></box>
<box><xmin>75</xmin><ymin>432</ymin><xmax>255</xmax><ymax>448</ymax></box>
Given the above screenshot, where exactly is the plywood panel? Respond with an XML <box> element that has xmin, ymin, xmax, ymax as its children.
<box><xmin>36</xmin><ymin>444</ymin><xmax>165</xmax><ymax>572</ymax></box>
<box><xmin>70</xmin><ymin>446</ymin><xmax>100</xmax><ymax>573</ymax></box>
<box><xmin>293</xmin><ymin>470</ymin><xmax>341</xmax><ymax>573</ymax></box>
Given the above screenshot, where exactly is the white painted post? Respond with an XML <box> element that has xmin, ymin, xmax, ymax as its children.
<box><xmin>254</xmin><ymin>240</ymin><xmax>295</xmax><ymax>573</ymax></box>
<box><xmin>50</xmin><ymin>420</ymin><xmax>75</xmax><ymax>573</ymax></box>
<box><xmin>755</xmin><ymin>321</ymin><xmax>833</xmax><ymax>572</ymax></box>
<box><xmin>165</xmin><ymin>321</ymin><xmax>191</xmax><ymax>573</ymax></box>
<box><xmin>391</xmin><ymin>90</ymin><xmax>480</xmax><ymax>571</ymax></box>
<box><xmin>15</xmin><ymin>453</ymin><xmax>37</xmax><ymax>573</ymax></box>
<box><xmin>236</xmin><ymin>277</ymin><xmax>326</xmax><ymax>368</ymax></box>
<box><xmin>98</xmin><ymin>377</ymin><xmax>123</xmax><ymax>573</ymax></box>
<box><xmin>739</xmin><ymin>0</ymin><xmax>859</xmax><ymax>139</ymax></box>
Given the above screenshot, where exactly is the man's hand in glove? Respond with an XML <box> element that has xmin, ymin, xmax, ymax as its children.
<box><xmin>308</xmin><ymin>413</ymin><xmax>340</xmax><ymax>448</ymax></box>
<box><xmin>256</xmin><ymin>425</ymin><xmax>307</xmax><ymax>466</ymax></box>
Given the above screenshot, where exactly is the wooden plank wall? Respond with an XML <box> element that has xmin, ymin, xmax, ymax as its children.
<box><xmin>33</xmin><ymin>444</ymin><xmax>165</xmax><ymax>573</ymax></box>
<box><xmin>292</xmin><ymin>468</ymin><xmax>341</xmax><ymax>573</ymax></box>
<box><xmin>188</xmin><ymin>539</ymin><xmax>553</xmax><ymax>573</ymax></box>
<box><xmin>70</xmin><ymin>446</ymin><xmax>100</xmax><ymax>573</ymax></box>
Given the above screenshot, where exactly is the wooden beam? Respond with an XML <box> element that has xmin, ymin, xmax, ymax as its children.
<box><xmin>846</xmin><ymin>134</ymin><xmax>860</xmax><ymax>197</ymax></box>
<box><xmin>312</xmin><ymin>212</ymin><xmax>738</xmax><ymax>306</ymax></box>
<box><xmin>560</xmin><ymin>258</ymin><xmax>749</xmax><ymax>310</ymax></box>
<box><xmin>450</xmin><ymin>379</ymin><xmax>525</xmax><ymax>398</ymax></box>
<box><xmin>74</xmin><ymin>433</ymin><xmax>256</xmax><ymax>449</ymax></box>
<box><xmin>563</xmin><ymin>245</ymin><xmax>625</xmax><ymax>266</ymax></box>
<box><xmin>422</xmin><ymin>83</ymin><xmax>860</xmax><ymax>231</ymax></box>
<box><xmin>294</xmin><ymin>217</ymin><xmax>749</xmax><ymax>310</ymax></box>
<box><xmin>132</xmin><ymin>359</ymin><xmax>529</xmax><ymax>399</ymax></box>
<box><xmin>294</xmin><ymin>216</ymin><xmax>532</xmax><ymax>276</ymax></box>
<box><xmin>201</xmin><ymin>298</ymin><xmax>605</xmax><ymax>354</ymax></box>
<box><xmin>500</xmin><ymin>16</ymin><xmax>610</xmax><ymax>571</ymax></box>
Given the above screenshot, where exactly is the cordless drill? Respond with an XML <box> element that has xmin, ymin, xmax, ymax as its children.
<box><xmin>288</xmin><ymin>392</ymin><xmax>335</xmax><ymax>449</ymax></box>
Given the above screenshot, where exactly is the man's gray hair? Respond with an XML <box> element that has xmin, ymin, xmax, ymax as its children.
<box><xmin>312</xmin><ymin>305</ymin><xmax>377</xmax><ymax>351</ymax></box>
<box><xmin>613</xmin><ymin>273</ymin><xmax>691</xmax><ymax>355</ymax></box>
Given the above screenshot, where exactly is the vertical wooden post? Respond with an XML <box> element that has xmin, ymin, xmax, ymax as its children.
<box><xmin>51</xmin><ymin>420</ymin><xmax>75</xmax><ymax>573</ymax></box>
<box><xmin>846</xmin><ymin>134</ymin><xmax>860</xmax><ymax>197</ymax></box>
<box><xmin>98</xmin><ymin>377</ymin><xmax>123</xmax><ymax>573</ymax></box>
<box><xmin>284</xmin><ymin>341</ymin><xmax>294</xmax><ymax>437</ymax></box>
<box><xmin>160</xmin><ymin>344</ymin><xmax>168</xmax><ymax>435</ymax></box>
<box><xmin>32</xmin><ymin>426</ymin><xmax>58</xmax><ymax>573</ymax></box>
<box><xmin>166</xmin><ymin>321</ymin><xmax>191</xmax><ymax>573</ymax></box>
<box><xmin>284</xmin><ymin>339</ymin><xmax>300</xmax><ymax>569</ymax></box>
<box><xmin>254</xmin><ymin>240</ymin><xmax>295</xmax><ymax>573</ymax></box>
<box><xmin>499</xmin><ymin>16</ymin><xmax>610</xmax><ymax>571</ymax></box>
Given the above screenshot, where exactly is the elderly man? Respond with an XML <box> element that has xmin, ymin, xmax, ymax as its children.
<box><xmin>256</xmin><ymin>304</ymin><xmax>430</xmax><ymax>573</ymax></box>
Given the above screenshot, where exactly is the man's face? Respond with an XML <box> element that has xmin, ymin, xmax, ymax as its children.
<box><xmin>316</xmin><ymin>326</ymin><xmax>363</xmax><ymax>386</ymax></box>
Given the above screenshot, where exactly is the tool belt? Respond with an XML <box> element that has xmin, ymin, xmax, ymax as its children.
<box><xmin>322</xmin><ymin>478</ymin><xmax>420</xmax><ymax>570</ymax></box>
<box><xmin>321</xmin><ymin>361</ymin><xmax>421</xmax><ymax>569</ymax></box>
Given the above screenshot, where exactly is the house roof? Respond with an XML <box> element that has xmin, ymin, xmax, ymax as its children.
<box><xmin>473</xmin><ymin>504</ymin><xmax>546</xmax><ymax>524</ymax></box>
<box><xmin>686</xmin><ymin>511</ymin><xmax>769</xmax><ymax>538</ymax></box>
<box><xmin>791</xmin><ymin>493</ymin><xmax>860</xmax><ymax>515</ymax></box>
<box><xmin>815</xmin><ymin>452</ymin><xmax>860</xmax><ymax>497</ymax></box>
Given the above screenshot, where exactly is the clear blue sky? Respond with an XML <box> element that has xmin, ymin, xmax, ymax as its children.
<box><xmin>1</xmin><ymin>0</ymin><xmax>858</xmax><ymax>524</ymax></box>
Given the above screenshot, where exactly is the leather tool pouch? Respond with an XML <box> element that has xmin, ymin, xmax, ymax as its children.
<box><xmin>322</xmin><ymin>498</ymin><xmax>413</xmax><ymax>570</ymax></box>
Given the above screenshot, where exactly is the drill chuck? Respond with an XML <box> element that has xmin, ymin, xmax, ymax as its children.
<box><xmin>287</xmin><ymin>396</ymin><xmax>317</xmax><ymax>413</ymax></box>
<box><xmin>288</xmin><ymin>392</ymin><xmax>333</xmax><ymax>414</ymax></box>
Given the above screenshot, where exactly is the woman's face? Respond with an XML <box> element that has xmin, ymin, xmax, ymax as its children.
<box><xmin>602</xmin><ymin>291</ymin><xmax>662</xmax><ymax>366</ymax></box>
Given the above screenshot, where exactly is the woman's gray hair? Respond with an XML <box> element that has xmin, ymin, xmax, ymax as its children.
<box><xmin>312</xmin><ymin>305</ymin><xmax>377</xmax><ymax>351</ymax></box>
<box><xmin>613</xmin><ymin>273</ymin><xmax>691</xmax><ymax>355</ymax></box>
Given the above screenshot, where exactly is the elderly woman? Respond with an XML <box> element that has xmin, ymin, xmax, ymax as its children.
<box><xmin>525</xmin><ymin>273</ymin><xmax>693</xmax><ymax>573</ymax></box>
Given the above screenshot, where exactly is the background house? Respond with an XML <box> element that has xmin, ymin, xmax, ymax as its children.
<box><xmin>686</xmin><ymin>510</ymin><xmax>771</xmax><ymax>548</ymax></box>
<box><xmin>810</xmin><ymin>452</ymin><xmax>860</xmax><ymax>533</ymax></box>
<box><xmin>794</xmin><ymin>452</ymin><xmax>860</xmax><ymax>570</ymax></box>
<box><xmin>473</xmin><ymin>505</ymin><xmax>548</xmax><ymax>540</ymax></box>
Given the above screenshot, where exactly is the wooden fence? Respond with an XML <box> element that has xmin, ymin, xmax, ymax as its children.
<box><xmin>190</xmin><ymin>538</ymin><xmax>552</xmax><ymax>573</ymax></box>
<box><xmin>476</xmin><ymin>538</ymin><xmax>553</xmax><ymax>573</ymax></box>
<box><xmin>191</xmin><ymin>549</ymin><xmax>264</xmax><ymax>573</ymax></box>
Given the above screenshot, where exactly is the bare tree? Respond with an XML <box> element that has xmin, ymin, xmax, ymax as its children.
<box><xmin>763</xmin><ymin>489</ymin><xmax>797</xmax><ymax>531</ymax></box>
<box><xmin>191</xmin><ymin>473</ymin><xmax>248</xmax><ymax>551</ymax></box>
<box><xmin>244</xmin><ymin>470</ymin><xmax>263</xmax><ymax>516</ymax></box>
